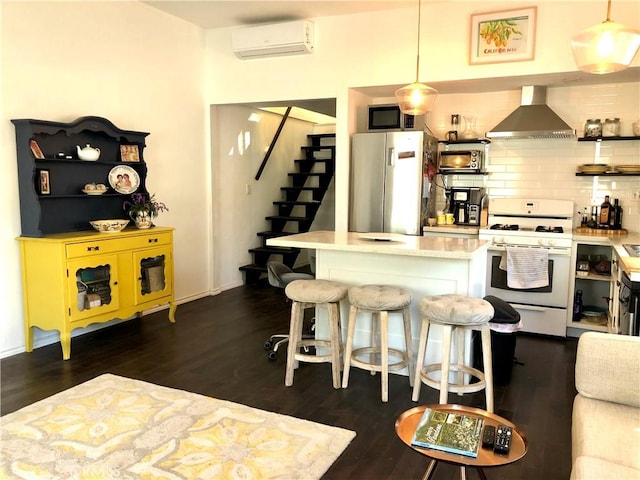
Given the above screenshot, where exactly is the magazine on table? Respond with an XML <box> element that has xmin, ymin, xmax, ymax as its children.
<box><xmin>411</xmin><ymin>408</ymin><xmax>484</xmax><ymax>458</ymax></box>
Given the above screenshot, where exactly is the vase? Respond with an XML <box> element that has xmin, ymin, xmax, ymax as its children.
<box><xmin>131</xmin><ymin>210</ymin><xmax>153</xmax><ymax>229</ymax></box>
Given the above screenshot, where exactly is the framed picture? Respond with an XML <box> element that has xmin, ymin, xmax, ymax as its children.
<box><xmin>470</xmin><ymin>7</ymin><xmax>536</xmax><ymax>65</ymax></box>
<box><xmin>120</xmin><ymin>145</ymin><xmax>140</xmax><ymax>162</ymax></box>
<box><xmin>37</xmin><ymin>169</ymin><xmax>51</xmax><ymax>195</ymax></box>
<box><xmin>30</xmin><ymin>139</ymin><xmax>45</xmax><ymax>159</ymax></box>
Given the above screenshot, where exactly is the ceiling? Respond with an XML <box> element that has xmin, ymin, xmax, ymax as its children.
<box><xmin>142</xmin><ymin>0</ymin><xmax>416</xmax><ymax>29</ymax></box>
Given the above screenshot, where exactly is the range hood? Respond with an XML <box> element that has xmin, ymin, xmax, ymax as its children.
<box><xmin>486</xmin><ymin>86</ymin><xmax>576</xmax><ymax>139</ymax></box>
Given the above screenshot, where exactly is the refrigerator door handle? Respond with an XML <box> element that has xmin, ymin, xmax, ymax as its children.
<box><xmin>388</xmin><ymin>147</ymin><xmax>396</xmax><ymax>166</ymax></box>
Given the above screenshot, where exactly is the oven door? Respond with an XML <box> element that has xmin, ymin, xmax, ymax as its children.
<box><xmin>484</xmin><ymin>246</ymin><xmax>571</xmax><ymax>337</ymax></box>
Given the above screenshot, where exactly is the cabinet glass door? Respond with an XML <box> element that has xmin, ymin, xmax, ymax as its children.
<box><xmin>133</xmin><ymin>247</ymin><xmax>172</xmax><ymax>304</ymax></box>
<box><xmin>68</xmin><ymin>255</ymin><xmax>120</xmax><ymax>321</ymax></box>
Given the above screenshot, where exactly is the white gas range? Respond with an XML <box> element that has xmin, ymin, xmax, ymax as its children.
<box><xmin>479</xmin><ymin>198</ymin><xmax>574</xmax><ymax>337</ymax></box>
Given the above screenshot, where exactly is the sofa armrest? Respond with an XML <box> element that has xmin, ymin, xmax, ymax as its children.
<box><xmin>575</xmin><ymin>332</ymin><xmax>640</xmax><ymax>408</ymax></box>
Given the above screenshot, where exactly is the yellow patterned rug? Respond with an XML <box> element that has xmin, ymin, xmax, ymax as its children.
<box><xmin>1</xmin><ymin>374</ymin><xmax>355</xmax><ymax>479</ymax></box>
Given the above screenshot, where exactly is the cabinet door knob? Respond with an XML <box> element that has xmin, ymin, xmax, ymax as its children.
<box><xmin>148</xmin><ymin>238</ymin><xmax>158</xmax><ymax>243</ymax></box>
<box><xmin>87</xmin><ymin>246</ymin><xmax>100</xmax><ymax>251</ymax></box>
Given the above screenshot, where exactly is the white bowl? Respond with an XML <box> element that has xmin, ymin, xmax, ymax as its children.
<box><xmin>90</xmin><ymin>219</ymin><xmax>129</xmax><ymax>233</ymax></box>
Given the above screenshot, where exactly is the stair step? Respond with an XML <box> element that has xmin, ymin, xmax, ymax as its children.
<box><xmin>281</xmin><ymin>186</ymin><xmax>324</xmax><ymax>192</ymax></box>
<box><xmin>273</xmin><ymin>201</ymin><xmax>320</xmax><ymax>207</ymax></box>
<box><xmin>257</xmin><ymin>231</ymin><xmax>296</xmax><ymax>239</ymax></box>
<box><xmin>301</xmin><ymin>145</ymin><xmax>335</xmax><ymax>152</ymax></box>
<box><xmin>266</xmin><ymin>215</ymin><xmax>309</xmax><ymax>222</ymax></box>
<box><xmin>249</xmin><ymin>246</ymin><xmax>300</xmax><ymax>255</ymax></box>
<box><xmin>307</xmin><ymin>133</ymin><xmax>336</xmax><ymax>139</ymax></box>
<box><xmin>239</xmin><ymin>263</ymin><xmax>266</xmax><ymax>273</ymax></box>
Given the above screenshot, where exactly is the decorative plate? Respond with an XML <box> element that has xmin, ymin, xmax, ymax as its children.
<box><xmin>615</xmin><ymin>165</ymin><xmax>640</xmax><ymax>174</ymax></box>
<box><xmin>108</xmin><ymin>165</ymin><xmax>140</xmax><ymax>194</ymax></box>
<box><xmin>577</xmin><ymin>164</ymin><xmax>608</xmax><ymax>174</ymax></box>
<box><xmin>82</xmin><ymin>189</ymin><xmax>107</xmax><ymax>196</ymax></box>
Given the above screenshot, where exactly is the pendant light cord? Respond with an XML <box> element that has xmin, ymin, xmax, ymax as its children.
<box><xmin>415</xmin><ymin>0</ymin><xmax>421</xmax><ymax>82</ymax></box>
<box><xmin>606</xmin><ymin>0</ymin><xmax>612</xmax><ymax>22</ymax></box>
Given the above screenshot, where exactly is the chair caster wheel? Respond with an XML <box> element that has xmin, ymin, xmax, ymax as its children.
<box><xmin>267</xmin><ymin>350</ymin><xmax>278</xmax><ymax>361</ymax></box>
<box><xmin>264</xmin><ymin>340</ymin><xmax>273</xmax><ymax>350</ymax></box>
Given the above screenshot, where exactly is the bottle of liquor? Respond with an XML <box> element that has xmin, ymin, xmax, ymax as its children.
<box><xmin>573</xmin><ymin>289</ymin><xmax>583</xmax><ymax>322</ymax></box>
<box><xmin>609</xmin><ymin>199</ymin><xmax>619</xmax><ymax>229</ymax></box>
<box><xmin>599</xmin><ymin>195</ymin><xmax>611</xmax><ymax>228</ymax></box>
<box><xmin>613</xmin><ymin>199</ymin><xmax>623</xmax><ymax>230</ymax></box>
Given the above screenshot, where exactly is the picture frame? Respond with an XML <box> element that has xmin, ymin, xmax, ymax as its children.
<box><xmin>470</xmin><ymin>7</ymin><xmax>537</xmax><ymax>65</ymax></box>
<box><xmin>120</xmin><ymin>145</ymin><xmax>140</xmax><ymax>162</ymax></box>
<box><xmin>37</xmin><ymin>169</ymin><xmax>51</xmax><ymax>195</ymax></box>
<box><xmin>30</xmin><ymin>139</ymin><xmax>45</xmax><ymax>159</ymax></box>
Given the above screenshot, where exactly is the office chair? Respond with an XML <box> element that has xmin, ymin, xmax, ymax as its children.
<box><xmin>264</xmin><ymin>261</ymin><xmax>314</xmax><ymax>360</ymax></box>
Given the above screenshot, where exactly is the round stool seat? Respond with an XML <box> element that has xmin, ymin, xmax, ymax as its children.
<box><xmin>285</xmin><ymin>279</ymin><xmax>348</xmax><ymax>304</ymax></box>
<box><xmin>419</xmin><ymin>294</ymin><xmax>494</xmax><ymax>325</ymax></box>
<box><xmin>348</xmin><ymin>285</ymin><xmax>411</xmax><ymax>311</ymax></box>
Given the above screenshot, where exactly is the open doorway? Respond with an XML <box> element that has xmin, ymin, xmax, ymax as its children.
<box><xmin>210</xmin><ymin>98</ymin><xmax>336</xmax><ymax>291</ymax></box>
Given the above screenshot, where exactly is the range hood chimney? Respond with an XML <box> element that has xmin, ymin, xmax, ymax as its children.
<box><xmin>486</xmin><ymin>86</ymin><xmax>576</xmax><ymax>139</ymax></box>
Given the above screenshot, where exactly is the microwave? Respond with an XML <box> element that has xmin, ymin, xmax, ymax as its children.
<box><xmin>438</xmin><ymin>150</ymin><xmax>484</xmax><ymax>173</ymax></box>
<box><xmin>368</xmin><ymin>104</ymin><xmax>423</xmax><ymax>131</ymax></box>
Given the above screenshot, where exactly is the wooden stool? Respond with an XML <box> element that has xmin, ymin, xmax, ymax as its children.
<box><xmin>284</xmin><ymin>279</ymin><xmax>348</xmax><ymax>389</ymax></box>
<box><xmin>342</xmin><ymin>285</ymin><xmax>414</xmax><ymax>402</ymax></box>
<box><xmin>412</xmin><ymin>294</ymin><xmax>495</xmax><ymax>412</ymax></box>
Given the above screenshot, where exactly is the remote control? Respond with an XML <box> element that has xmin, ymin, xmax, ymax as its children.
<box><xmin>493</xmin><ymin>425</ymin><xmax>512</xmax><ymax>454</ymax></box>
<box><xmin>481</xmin><ymin>425</ymin><xmax>495</xmax><ymax>448</ymax></box>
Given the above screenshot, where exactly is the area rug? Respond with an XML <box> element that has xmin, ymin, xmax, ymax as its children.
<box><xmin>1</xmin><ymin>374</ymin><xmax>355</xmax><ymax>479</ymax></box>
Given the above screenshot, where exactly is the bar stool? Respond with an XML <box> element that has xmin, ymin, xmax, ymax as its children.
<box><xmin>342</xmin><ymin>285</ymin><xmax>414</xmax><ymax>402</ymax></box>
<box><xmin>284</xmin><ymin>279</ymin><xmax>348</xmax><ymax>389</ymax></box>
<box><xmin>412</xmin><ymin>294</ymin><xmax>495</xmax><ymax>412</ymax></box>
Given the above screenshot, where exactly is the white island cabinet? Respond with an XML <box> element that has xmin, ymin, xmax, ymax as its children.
<box><xmin>267</xmin><ymin>231</ymin><xmax>490</xmax><ymax>375</ymax></box>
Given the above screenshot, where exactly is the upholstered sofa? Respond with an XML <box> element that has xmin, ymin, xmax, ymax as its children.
<box><xmin>571</xmin><ymin>332</ymin><xmax>640</xmax><ymax>480</ymax></box>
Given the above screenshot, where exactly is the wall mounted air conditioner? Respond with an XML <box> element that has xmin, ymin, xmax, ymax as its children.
<box><xmin>232</xmin><ymin>20</ymin><xmax>314</xmax><ymax>59</ymax></box>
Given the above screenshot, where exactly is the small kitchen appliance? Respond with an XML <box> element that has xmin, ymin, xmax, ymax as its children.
<box><xmin>479</xmin><ymin>198</ymin><xmax>574</xmax><ymax>337</ymax></box>
<box><xmin>448</xmin><ymin>187</ymin><xmax>488</xmax><ymax>226</ymax></box>
<box><xmin>367</xmin><ymin>104</ymin><xmax>423</xmax><ymax>132</ymax></box>
<box><xmin>438</xmin><ymin>150</ymin><xmax>484</xmax><ymax>173</ymax></box>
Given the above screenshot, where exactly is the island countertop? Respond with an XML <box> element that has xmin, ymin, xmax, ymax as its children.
<box><xmin>266</xmin><ymin>230</ymin><xmax>490</xmax><ymax>259</ymax></box>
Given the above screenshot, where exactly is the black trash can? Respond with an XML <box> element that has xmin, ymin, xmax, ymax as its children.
<box><xmin>473</xmin><ymin>295</ymin><xmax>521</xmax><ymax>385</ymax></box>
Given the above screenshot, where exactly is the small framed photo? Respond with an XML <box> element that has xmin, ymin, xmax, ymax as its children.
<box><xmin>37</xmin><ymin>169</ymin><xmax>51</xmax><ymax>195</ymax></box>
<box><xmin>120</xmin><ymin>145</ymin><xmax>140</xmax><ymax>162</ymax></box>
<box><xmin>30</xmin><ymin>139</ymin><xmax>45</xmax><ymax>159</ymax></box>
<box><xmin>470</xmin><ymin>7</ymin><xmax>537</xmax><ymax>65</ymax></box>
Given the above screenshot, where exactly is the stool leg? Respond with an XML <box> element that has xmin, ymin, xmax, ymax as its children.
<box><xmin>380</xmin><ymin>310</ymin><xmax>389</xmax><ymax>402</ymax></box>
<box><xmin>327</xmin><ymin>302</ymin><xmax>341</xmax><ymax>389</ymax></box>
<box><xmin>370</xmin><ymin>311</ymin><xmax>379</xmax><ymax>376</ymax></box>
<box><xmin>455</xmin><ymin>327</ymin><xmax>465</xmax><ymax>395</ymax></box>
<box><xmin>480</xmin><ymin>324</ymin><xmax>494</xmax><ymax>412</ymax></box>
<box><xmin>401</xmin><ymin>306</ymin><xmax>414</xmax><ymax>388</ymax></box>
<box><xmin>342</xmin><ymin>305</ymin><xmax>358</xmax><ymax>389</ymax></box>
<box><xmin>285</xmin><ymin>301</ymin><xmax>304</xmax><ymax>386</ymax></box>
<box><xmin>439</xmin><ymin>324</ymin><xmax>453</xmax><ymax>405</ymax></box>
<box><xmin>412</xmin><ymin>317</ymin><xmax>431</xmax><ymax>401</ymax></box>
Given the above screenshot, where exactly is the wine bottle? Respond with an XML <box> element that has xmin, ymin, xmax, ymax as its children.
<box><xmin>609</xmin><ymin>199</ymin><xmax>619</xmax><ymax>230</ymax></box>
<box><xmin>599</xmin><ymin>195</ymin><xmax>611</xmax><ymax>228</ymax></box>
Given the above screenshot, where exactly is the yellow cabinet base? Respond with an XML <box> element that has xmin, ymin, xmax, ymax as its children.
<box><xmin>18</xmin><ymin>227</ymin><xmax>176</xmax><ymax>360</ymax></box>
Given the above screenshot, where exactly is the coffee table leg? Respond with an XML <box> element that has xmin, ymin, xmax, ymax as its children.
<box><xmin>421</xmin><ymin>459</ymin><xmax>438</xmax><ymax>480</ymax></box>
<box><xmin>476</xmin><ymin>467</ymin><xmax>488</xmax><ymax>480</ymax></box>
<box><xmin>459</xmin><ymin>466</ymin><xmax>467</xmax><ymax>480</ymax></box>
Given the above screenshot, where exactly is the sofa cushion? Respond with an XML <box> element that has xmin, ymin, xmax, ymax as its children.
<box><xmin>572</xmin><ymin>395</ymin><xmax>640</xmax><ymax>471</ymax></box>
<box><xmin>570</xmin><ymin>456</ymin><xmax>640</xmax><ymax>480</ymax></box>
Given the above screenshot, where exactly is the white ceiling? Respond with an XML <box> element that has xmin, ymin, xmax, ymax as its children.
<box><xmin>142</xmin><ymin>0</ymin><xmax>416</xmax><ymax>29</ymax></box>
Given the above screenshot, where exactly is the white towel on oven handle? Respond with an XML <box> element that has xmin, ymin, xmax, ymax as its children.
<box><xmin>506</xmin><ymin>246</ymin><xmax>549</xmax><ymax>289</ymax></box>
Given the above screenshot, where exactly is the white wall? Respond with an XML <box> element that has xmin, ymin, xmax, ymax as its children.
<box><xmin>1</xmin><ymin>1</ymin><xmax>208</xmax><ymax>357</ymax></box>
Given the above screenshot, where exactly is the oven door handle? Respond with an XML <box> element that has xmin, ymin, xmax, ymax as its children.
<box><xmin>508</xmin><ymin>303</ymin><xmax>547</xmax><ymax>312</ymax></box>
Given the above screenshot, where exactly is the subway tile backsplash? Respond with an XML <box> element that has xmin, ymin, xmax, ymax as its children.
<box><xmin>430</xmin><ymin>82</ymin><xmax>640</xmax><ymax>233</ymax></box>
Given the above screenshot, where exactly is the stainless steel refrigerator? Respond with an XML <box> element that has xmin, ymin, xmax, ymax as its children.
<box><xmin>350</xmin><ymin>131</ymin><xmax>434</xmax><ymax>235</ymax></box>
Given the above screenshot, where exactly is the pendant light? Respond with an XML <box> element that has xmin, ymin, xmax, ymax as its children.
<box><xmin>571</xmin><ymin>0</ymin><xmax>640</xmax><ymax>74</ymax></box>
<box><xmin>395</xmin><ymin>0</ymin><xmax>437</xmax><ymax>115</ymax></box>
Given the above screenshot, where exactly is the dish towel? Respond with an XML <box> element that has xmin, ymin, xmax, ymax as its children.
<box><xmin>506</xmin><ymin>246</ymin><xmax>549</xmax><ymax>289</ymax></box>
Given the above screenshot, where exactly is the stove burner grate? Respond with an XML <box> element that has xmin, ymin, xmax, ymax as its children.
<box><xmin>535</xmin><ymin>226</ymin><xmax>564</xmax><ymax>233</ymax></box>
<box><xmin>490</xmin><ymin>224</ymin><xmax>520</xmax><ymax>231</ymax></box>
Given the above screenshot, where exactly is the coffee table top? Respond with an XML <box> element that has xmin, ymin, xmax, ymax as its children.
<box><xmin>395</xmin><ymin>404</ymin><xmax>528</xmax><ymax>468</ymax></box>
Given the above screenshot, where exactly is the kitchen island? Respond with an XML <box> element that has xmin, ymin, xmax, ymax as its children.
<box><xmin>267</xmin><ymin>231</ymin><xmax>490</xmax><ymax>374</ymax></box>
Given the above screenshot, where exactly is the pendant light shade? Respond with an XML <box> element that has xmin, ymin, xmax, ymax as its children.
<box><xmin>395</xmin><ymin>82</ymin><xmax>438</xmax><ymax>115</ymax></box>
<box><xmin>571</xmin><ymin>0</ymin><xmax>640</xmax><ymax>74</ymax></box>
<box><xmin>395</xmin><ymin>0</ymin><xmax>437</xmax><ymax>115</ymax></box>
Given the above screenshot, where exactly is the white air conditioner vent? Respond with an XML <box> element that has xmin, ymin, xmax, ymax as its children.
<box><xmin>232</xmin><ymin>20</ymin><xmax>314</xmax><ymax>59</ymax></box>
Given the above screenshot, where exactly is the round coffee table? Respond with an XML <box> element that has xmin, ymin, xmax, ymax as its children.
<box><xmin>395</xmin><ymin>404</ymin><xmax>528</xmax><ymax>480</ymax></box>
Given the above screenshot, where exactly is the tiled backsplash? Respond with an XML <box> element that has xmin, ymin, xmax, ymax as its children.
<box><xmin>429</xmin><ymin>82</ymin><xmax>640</xmax><ymax>233</ymax></box>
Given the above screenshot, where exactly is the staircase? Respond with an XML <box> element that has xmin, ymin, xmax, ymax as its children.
<box><xmin>239</xmin><ymin>133</ymin><xmax>335</xmax><ymax>284</ymax></box>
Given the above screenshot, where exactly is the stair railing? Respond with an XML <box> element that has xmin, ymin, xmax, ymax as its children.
<box><xmin>255</xmin><ymin>106</ymin><xmax>292</xmax><ymax>181</ymax></box>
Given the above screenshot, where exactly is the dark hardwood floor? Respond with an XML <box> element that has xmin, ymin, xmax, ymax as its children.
<box><xmin>1</xmin><ymin>282</ymin><xmax>578</xmax><ymax>479</ymax></box>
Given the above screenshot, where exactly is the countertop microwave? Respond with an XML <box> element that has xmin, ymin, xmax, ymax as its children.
<box><xmin>438</xmin><ymin>150</ymin><xmax>484</xmax><ymax>173</ymax></box>
<box><xmin>368</xmin><ymin>104</ymin><xmax>423</xmax><ymax>132</ymax></box>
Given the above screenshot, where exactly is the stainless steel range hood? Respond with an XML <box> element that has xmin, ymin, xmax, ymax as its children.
<box><xmin>486</xmin><ymin>86</ymin><xmax>576</xmax><ymax>139</ymax></box>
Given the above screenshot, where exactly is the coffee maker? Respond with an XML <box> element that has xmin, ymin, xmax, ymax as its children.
<box><xmin>448</xmin><ymin>187</ymin><xmax>489</xmax><ymax>226</ymax></box>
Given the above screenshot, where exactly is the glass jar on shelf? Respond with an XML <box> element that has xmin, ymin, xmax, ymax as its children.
<box><xmin>584</xmin><ymin>118</ymin><xmax>602</xmax><ymax>138</ymax></box>
<box><xmin>603</xmin><ymin>118</ymin><xmax>620</xmax><ymax>137</ymax></box>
